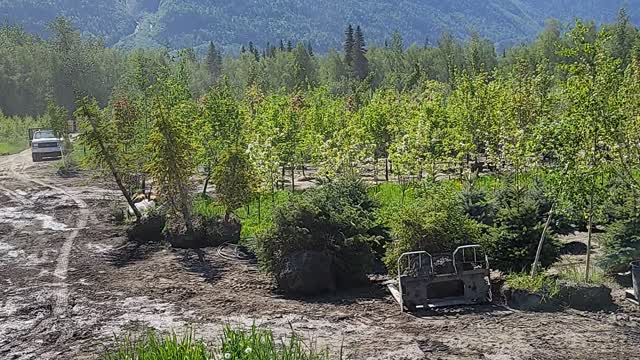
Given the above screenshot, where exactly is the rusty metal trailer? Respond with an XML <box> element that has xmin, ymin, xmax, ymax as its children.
<box><xmin>388</xmin><ymin>245</ymin><xmax>492</xmax><ymax>312</ymax></box>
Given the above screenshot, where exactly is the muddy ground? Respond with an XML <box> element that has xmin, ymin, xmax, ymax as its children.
<box><xmin>1</xmin><ymin>150</ymin><xmax>639</xmax><ymax>360</ymax></box>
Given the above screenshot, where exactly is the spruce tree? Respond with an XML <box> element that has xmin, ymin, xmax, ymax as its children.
<box><xmin>352</xmin><ymin>25</ymin><xmax>369</xmax><ymax>80</ymax></box>
<box><xmin>279</xmin><ymin>39</ymin><xmax>285</xmax><ymax>52</ymax></box>
<box><xmin>287</xmin><ymin>40</ymin><xmax>293</xmax><ymax>52</ymax></box>
<box><xmin>344</xmin><ymin>24</ymin><xmax>354</xmax><ymax>67</ymax></box>
<box><xmin>206</xmin><ymin>41</ymin><xmax>222</xmax><ymax>82</ymax></box>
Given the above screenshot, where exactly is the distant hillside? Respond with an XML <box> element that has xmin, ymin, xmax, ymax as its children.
<box><xmin>1</xmin><ymin>0</ymin><xmax>638</xmax><ymax>51</ymax></box>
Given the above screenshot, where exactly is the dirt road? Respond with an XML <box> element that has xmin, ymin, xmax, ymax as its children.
<box><xmin>1</xmin><ymin>150</ymin><xmax>639</xmax><ymax>359</ymax></box>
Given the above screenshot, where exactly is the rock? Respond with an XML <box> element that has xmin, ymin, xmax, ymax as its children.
<box><xmin>276</xmin><ymin>251</ymin><xmax>336</xmax><ymax>296</ymax></box>
<box><xmin>128</xmin><ymin>199</ymin><xmax>155</xmax><ymax>217</ymax></box>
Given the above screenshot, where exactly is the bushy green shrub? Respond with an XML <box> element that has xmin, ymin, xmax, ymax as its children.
<box><xmin>482</xmin><ymin>184</ymin><xmax>561</xmax><ymax>272</ymax></box>
<box><xmin>599</xmin><ymin>217</ymin><xmax>640</xmax><ymax>273</ymax></box>
<box><xmin>384</xmin><ymin>184</ymin><xmax>484</xmax><ymax>274</ymax></box>
<box><xmin>460</xmin><ymin>179</ymin><xmax>496</xmax><ymax>226</ymax></box>
<box><xmin>257</xmin><ymin>177</ymin><xmax>387</xmax><ymax>289</ymax></box>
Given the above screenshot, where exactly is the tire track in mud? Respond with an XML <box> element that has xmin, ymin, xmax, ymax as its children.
<box><xmin>2</xmin><ymin>150</ymin><xmax>89</xmax><ymax>316</ymax></box>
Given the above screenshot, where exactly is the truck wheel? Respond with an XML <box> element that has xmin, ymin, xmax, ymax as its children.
<box><xmin>32</xmin><ymin>154</ymin><xmax>39</xmax><ymax>162</ymax></box>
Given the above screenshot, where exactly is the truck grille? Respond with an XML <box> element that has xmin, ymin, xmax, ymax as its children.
<box><xmin>37</xmin><ymin>142</ymin><xmax>59</xmax><ymax>148</ymax></box>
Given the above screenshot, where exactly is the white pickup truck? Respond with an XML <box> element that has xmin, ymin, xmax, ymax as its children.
<box><xmin>30</xmin><ymin>129</ymin><xmax>63</xmax><ymax>162</ymax></box>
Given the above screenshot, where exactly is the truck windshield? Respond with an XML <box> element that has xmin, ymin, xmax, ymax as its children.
<box><xmin>34</xmin><ymin>130</ymin><xmax>55</xmax><ymax>139</ymax></box>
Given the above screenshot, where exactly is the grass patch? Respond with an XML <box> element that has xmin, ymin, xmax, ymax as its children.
<box><xmin>193</xmin><ymin>191</ymin><xmax>292</xmax><ymax>239</ymax></box>
<box><xmin>505</xmin><ymin>273</ymin><xmax>561</xmax><ymax>301</ymax></box>
<box><xmin>221</xmin><ymin>325</ymin><xmax>332</xmax><ymax>359</ymax></box>
<box><xmin>0</xmin><ymin>113</ymin><xmax>46</xmax><ymax>155</ymax></box>
<box><xmin>557</xmin><ymin>263</ymin><xmax>612</xmax><ymax>286</ymax></box>
<box><xmin>102</xmin><ymin>326</ymin><xmax>341</xmax><ymax>360</ymax></box>
<box><xmin>103</xmin><ymin>330</ymin><xmax>211</xmax><ymax>360</ymax></box>
<box><xmin>0</xmin><ymin>142</ymin><xmax>25</xmax><ymax>156</ymax></box>
<box><xmin>369</xmin><ymin>182</ymin><xmax>418</xmax><ymax>209</ymax></box>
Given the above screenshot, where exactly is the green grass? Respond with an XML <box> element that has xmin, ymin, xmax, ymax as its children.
<box><xmin>505</xmin><ymin>273</ymin><xmax>561</xmax><ymax>300</ymax></box>
<box><xmin>103</xmin><ymin>330</ymin><xmax>211</xmax><ymax>360</ymax></box>
<box><xmin>193</xmin><ymin>191</ymin><xmax>293</xmax><ymax>239</ymax></box>
<box><xmin>557</xmin><ymin>263</ymin><xmax>612</xmax><ymax>286</ymax></box>
<box><xmin>368</xmin><ymin>182</ymin><xmax>418</xmax><ymax>209</ymax></box>
<box><xmin>220</xmin><ymin>325</ymin><xmax>332</xmax><ymax>360</ymax></box>
<box><xmin>0</xmin><ymin>113</ymin><xmax>46</xmax><ymax>155</ymax></box>
<box><xmin>102</xmin><ymin>326</ymin><xmax>339</xmax><ymax>360</ymax></box>
<box><xmin>0</xmin><ymin>142</ymin><xmax>25</xmax><ymax>156</ymax></box>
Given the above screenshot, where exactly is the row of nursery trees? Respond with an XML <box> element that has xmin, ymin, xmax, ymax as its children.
<box><xmin>16</xmin><ymin>14</ymin><xmax>628</xmax><ymax>290</ymax></box>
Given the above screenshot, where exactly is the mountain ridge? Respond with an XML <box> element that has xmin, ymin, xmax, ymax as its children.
<box><xmin>1</xmin><ymin>0</ymin><xmax>638</xmax><ymax>52</ymax></box>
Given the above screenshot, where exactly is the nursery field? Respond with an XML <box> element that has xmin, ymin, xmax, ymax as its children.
<box><xmin>1</xmin><ymin>150</ymin><xmax>640</xmax><ymax>360</ymax></box>
<box><xmin>3</xmin><ymin>11</ymin><xmax>640</xmax><ymax>360</ymax></box>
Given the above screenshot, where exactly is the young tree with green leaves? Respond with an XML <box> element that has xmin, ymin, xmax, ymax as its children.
<box><xmin>197</xmin><ymin>79</ymin><xmax>243</xmax><ymax>194</ymax></box>
<box><xmin>75</xmin><ymin>97</ymin><xmax>142</xmax><ymax>221</ymax></box>
<box><xmin>557</xmin><ymin>21</ymin><xmax>622</xmax><ymax>281</ymax></box>
<box><xmin>145</xmin><ymin>75</ymin><xmax>199</xmax><ymax>236</ymax></box>
<box><xmin>212</xmin><ymin>147</ymin><xmax>256</xmax><ymax>222</ymax></box>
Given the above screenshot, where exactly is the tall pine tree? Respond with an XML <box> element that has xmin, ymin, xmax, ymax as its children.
<box><xmin>352</xmin><ymin>26</ymin><xmax>369</xmax><ymax>80</ymax></box>
<box><xmin>206</xmin><ymin>41</ymin><xmax>223</xmax><ymax>83</ymax></box>
<box><xmin>344</xmin><ymin>24</ymin><xmax>354</xmax><ymax>67</ymax></box>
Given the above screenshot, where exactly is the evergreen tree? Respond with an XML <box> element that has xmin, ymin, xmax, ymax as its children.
<box><xmin>279</xmin><ymin>39</ymin><xmax>285</xmax><ymax>52</ymax></box>
<box><xmin>287</xmin><ymin>40</ymin><xmax>293</xmax><ymax>52</ymax></box>
<box><xmin>306</xmin><ymin>41</ymin><xmax>314</xmax><ymax>57</ymax></box>
<box><xmin>613</xmin><ymin>8</ymin><xmax>633</xmax><ymax>68</ymax></box>
<box><xmin>352</xmin><ymin>26</ymin><xmax>369</xmax><ymax>80</ymax></box>
<box><xmin>292</xmin><ymin>42</ymin><xmax>316</xmax><ymax>90</ymax></box>
<box><xmin>344</xmin><ymin>24</ymin><xmax>354</xmax><ymax>67</ymax></box>
<box><xmin>206</xmin><ymin>42</ymin><xmax>221</xmax><ymax>82</ymax></box>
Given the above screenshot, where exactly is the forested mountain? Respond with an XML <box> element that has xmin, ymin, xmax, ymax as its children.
<box><xmin>1</xmin><ymin>0</ymin><xmax>639</xmax><ymax>51</ymax></box>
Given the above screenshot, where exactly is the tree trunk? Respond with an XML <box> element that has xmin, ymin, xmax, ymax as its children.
<box><xmin>301</xmin><ymin>164</ymin><xmax>306</xmax><ymax>178</ymax></box>
<box><xmin>257</xmin><ymin>194</ymin><xmax>262</xmax><ymax>223</ymax></box>
<box><xmin>202</xmin><ymin>169</ymin><xmax>212</xmax><ymax>195</ymax></box>
<box><xmin>385</xmin><ymin>158</ymin><xmax>389</xmax><ymax>182</ymax></box>
<box><xmin>374</xmin><ymin>157</ymin><xmax>378</xmax><ymax>184</ymax></box>
<box><xmin>282</xmin><ymin>165</ymin><xmax>286</xmax><ymax>190</ymax></box>
<box><xmin>84</xmin><ymin>108</ymin><xmax>142</xmax><ymax>222</ymax></box>
<box><xmin>291</xmin><ymin>164</ymin><xmax>295</xmax><ymax>192</ymax></box>
<box><xmin>585</xmin><ymin>189</ymin><xmax>595</xmax><ymax>283</ymax></box>
<box><xmin>531</xmin><ymin>203</ymin><xmax>555</xmax><ymax>276</ymax></box>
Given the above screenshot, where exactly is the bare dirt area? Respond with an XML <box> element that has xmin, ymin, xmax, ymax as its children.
<box><xmin>1</xmin><ymin>150</ymin><xmax>640</xmax><ymax>360</ymax></box>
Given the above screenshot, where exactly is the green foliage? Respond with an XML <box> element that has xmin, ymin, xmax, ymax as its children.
<box><xmin>145</xmin><ymin>75</ymin><xmax>199</xmax><ymax>227</ymax></box>
<box><xmin>505</xmin><ymin>273</ymin><xmax>561</xmax><ymax>300</ymax></box>
<box><xmin>384</xmin><ymin>182</ymin><xmax>484</xmax><ymax>273</ymax></box>
<box><xmin>220</xmin><ymin>325</ymin><xmax>330</xmax><ymax>360</ymax></box>
<box><xmin>102</xmin><ymin>325</ymin><xmax>337</xmax><ymax>360</ymax></box>
<box><xmin>102</xmin><ymin>330</ymin><xmax>211</xmax><ymax>360</ymax></box>
<box><xmin>257</xmin><ymin>178</ymin><xmax>386</xmax><ymax>286</ymax></box>
<box><xmin>212</xmin><ymin>147</ymin><xmax>256</xmax><ymax>217</ymax></box>
<box><xmin>0</xmin><ymin>112</ymin><xmax>46</xmax><ymax>155</ymax></box>
<box><xmin>599</xmin><ymin>217</ymin><xmax>640</xmax><ymax>273</ymax></box>
<box><xmin>460</xmin><ymin>178</ymin><xmax>496</xmax><ymax>226</ymax></box>
<box><xmin>482</xmin><ymin>183</ymin><xmax>561</xmax><ymax>272</ymax></box>
<box><xmin>557</xmin><ymin>263</ymin><xmax>612</xmax><ymax>285</ymax></box>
